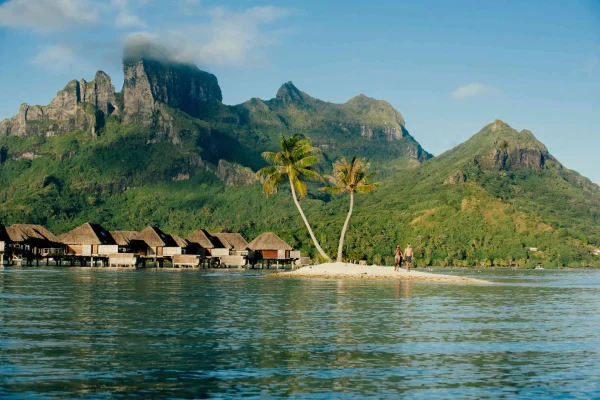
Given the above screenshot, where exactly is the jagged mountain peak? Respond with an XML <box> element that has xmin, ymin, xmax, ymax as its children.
<box><xmin>276</xmin><ymin>81</ymin><xmax>305</xmax><ymax>104</ymax></box>
<box><xmin>347</xmin><ymin>93</ymin><xmax>374</xmax><ymax>104</ymax></box>
<box><xmin>476</xmin><ymin>120</ymin><xmax>548</xmax><ymax>153</ymax></box>
<box><xmin>121</xmin><ymin>45</ymin><xmax>223</xmax><ymax>122</ymax></box>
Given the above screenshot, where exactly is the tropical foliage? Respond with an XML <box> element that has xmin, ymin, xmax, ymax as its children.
<box><xmin>322</xmin><ymin>157</ymin><xmax>379</xmax><ymax>262</ymax></box>
<box><xmin>0</xmin><ymin>90</ymin><xmax>599</xmax><ymax>268</ymax></box>
<box><xmin>256</xmin><ymin>135</ymin><xmax>330</xmax><ymax>261</ymax></box>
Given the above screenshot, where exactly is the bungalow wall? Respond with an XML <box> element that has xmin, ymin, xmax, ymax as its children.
<box><xmin>261</xmin><ymin>250</ymin><xmax>279</xmax><ymax>260</ymax></box>
<box><xmin>211</xmin><ymin>248</ymin><xmax>230</xmax><ymax>257</ymax></box>
<box><xmin>67</xmin><ymin>244</ymin><xmax>118</xmax><ymax>256</ymax></box>
<box><xmin>98</xmin><ymin>245</ymin><xmax>118</xmax><ymax>255</ymax></box>
<box><xmin>163</xmin><ymin>247</ymin><xmax>182</xmax><ymax>256</ymax></box>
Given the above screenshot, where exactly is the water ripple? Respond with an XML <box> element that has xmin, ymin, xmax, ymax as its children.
<box><xmin>1</xmin><ymin>267</ymin><xmax>600</xmax><ymax>398</ymax></box>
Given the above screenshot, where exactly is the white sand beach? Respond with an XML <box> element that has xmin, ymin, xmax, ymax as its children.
<box><xmin>273</xmin><ymin>262</ymin><xmax>491</xmax><ymax>284</ymax></box>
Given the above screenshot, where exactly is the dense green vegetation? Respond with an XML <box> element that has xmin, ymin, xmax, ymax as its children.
<box><xmin>0</xmin><ymin>78</ymin><xmax>599</xmax><ymax>268</ymax></box>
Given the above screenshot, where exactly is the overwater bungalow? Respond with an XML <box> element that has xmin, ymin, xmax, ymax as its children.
<box><xmin>186</xmin><ymin>229</ymin><xmax>216</xmax><ymax>257</ymax></box>
<box><xmin>110</xmin><ymin>231</ymin><xmax>139</xmax><ymax>253</ymax></box>
<box><xmin>247</xmin><ymin>232</ymin><xmax>297</xmax><ymax>263</ymax></box>
<box><xmin>171</xmin><ymin>235</ymin><xmax>188</xmax><ymax>254</ymax></box>
<box><xmin>132</xmin><ymin>226</ymin><xmax>181</xmax><ymax>257</ymax></box>
<box><xmin>211</xmin><ymin>233</ymin><xmax>248</xmax><ymax>256</ymax></box>
<box><xmin>6</xmin><ymin>224</ymin><xmax>65</xmax><ymax>261</ymax></box>
<box><xmin>61</xmin><ymin>222</ymin><xmax>118</xmax><ymax>257</ymax></box>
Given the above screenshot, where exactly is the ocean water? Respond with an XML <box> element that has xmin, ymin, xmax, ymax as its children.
<box><xmin>1</xmin><ymin>267</ymin><xmax>599</xmax><ymax>399</ymax></box>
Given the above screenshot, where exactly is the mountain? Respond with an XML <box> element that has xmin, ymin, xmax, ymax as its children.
<box><xmin>0</xmin><ymin>49</ymin><xmax>429</xmax><ymax>227</ymax></box>
<box><xmin>340</xmin><ymin>120</ymin><xmax>600</xmax><ymax>267</ymax></box>
<box><xmin>0</xmin><ymin>50</ymin><xmax>598</xmax><ymax>268</ymax></box>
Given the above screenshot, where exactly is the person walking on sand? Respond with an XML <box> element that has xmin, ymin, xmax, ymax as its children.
<box><xmin>394</xmin><ymin>244</ymin><xmax>403</xmax><ymax>271</ymax></box>
<box><xmin>404</xmin><ymin>244</ymin><xmax>414</xmax><ymax>272</ymax></box>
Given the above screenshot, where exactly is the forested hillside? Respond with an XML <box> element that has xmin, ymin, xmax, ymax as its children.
<box><xmin>0</xmin><ymin>48</ymin><xmax>598</xmax><ymax>268</ymax></box>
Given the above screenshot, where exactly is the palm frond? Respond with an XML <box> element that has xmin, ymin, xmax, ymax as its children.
<box><xmin>355</xmin><ymin>182</ymin><xmax>380</xmax><ymax>194</ymax></box>
<box><xmin>256</xmin><ymin>165</ymin><xmax>279</xmax><ymax>178</ymax></box>
<box><xmin>296</xmin><ymin>167</ymin><xmax>322</xmax><ymax>182</ymax></box>
<box><xmin>261</xmin><ymin>151</ymin><xmax>278</xmax><ymax>164</ymax></box>
<box><xmin>322</xmin><ymin>156</ymin><xmax>379</xmax><ymax>195</ymax></box>
<box><xmin>320</xmin><ymin>186</ymin><xmax>346</xmax><ymax>195</ymax></box>
<box><xmin>262</xmin><ymin>173</ymin><xmax>283</xmax><ymax>197</ymax></box>
<box><xmin>294</xmin><ymin>155</ymin><xmax>320</xmax><ymax>169</ymax></box>
<box><xmin>292</xmin><ymin>177</ymin><xmax>308</xmax><ymax>198</ymax></box>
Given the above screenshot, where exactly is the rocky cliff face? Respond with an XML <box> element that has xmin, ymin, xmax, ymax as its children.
<box><xmin>122</xmin><ymin>58</ymin><xmax>222</xmax><ymax>125</ymax></box>
<box><xmin>216</xmin><ymin>159</ymin><xmax>258</xmax><ymax>187</ymax></box>
<box><xmin>0</xmin><ymin>72</ymin><xmax>117</xmax><ymax>137</ymax></box>
<box><xmin>486</xmin><ymin>146</ymin><xmax>548</xmax><ymax>171</ymax></box>
<box><xmin>0</xmin><ymin>55</ymin><xmax>222</xmax><ymax>138</ymax></box>
<box><xmin>81</xmin><ymin>72</ymin><xmax>117</xmax><ymax>115</ymax></box>
<box><xmin>444</xmin><ymin>170</ymin><xmax>467</xmax><ymax>184</ymax></box>
<box><xmin>475</xmin><ymin>122</ymin><xmax>553</xmax><ymax>171</ymax></box>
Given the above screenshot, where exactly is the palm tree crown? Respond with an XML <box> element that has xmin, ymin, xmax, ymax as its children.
<box><xmin>323</xmin><ymin>157</ymin><xmax>379</xmax><ymax>196</ymax></box>
<box><xmin>257</xmin><ymin>135</ymin><xmax>322</xmax><ymax>198</ymax></box>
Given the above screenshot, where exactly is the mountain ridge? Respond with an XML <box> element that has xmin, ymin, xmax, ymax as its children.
<box><xmin>0</xmin><ymin>50</ymin><xmax>598</xmax><ymax>267</ymax></box>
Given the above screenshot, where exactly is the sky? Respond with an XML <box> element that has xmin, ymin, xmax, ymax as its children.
<box><xmin>0</xmin><ymin>0</ymin><xmax>598</xmax><ymax>182</ymax></box>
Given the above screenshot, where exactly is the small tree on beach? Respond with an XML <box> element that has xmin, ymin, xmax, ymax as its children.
<box><xmin>256</xmin><ymin>135</ymin><xmax>331</xmax><ymax>262</ymax></box>
<box><xmin>322</xmin><ymin>157</ymin><xmax>379</xmax><ymax>262</ymax></box>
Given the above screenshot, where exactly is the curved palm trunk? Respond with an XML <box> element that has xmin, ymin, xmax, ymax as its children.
<box><xmin>288</xmin><ymin>177</ymin><xmax>331</xmax><ymax>262</ymax></box>
<box><xmin>336</xmin><ymin>191</ymin><xmax>354</xmax><ymax>262</ymax></box>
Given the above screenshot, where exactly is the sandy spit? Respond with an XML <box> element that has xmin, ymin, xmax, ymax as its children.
<box><xmin>270</xmin><ymin>262</ymin><xmax>492</xmax><ymax>284</ymax></box>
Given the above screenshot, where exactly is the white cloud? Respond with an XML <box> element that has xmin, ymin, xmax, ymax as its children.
<box><xmin>115</xmin><ymin>11</ymin><xmax>146</xmax><ymax>28</ymax></box>
<box><xmin>112</xmin><ymin>0</ymin><xmax>146</xmax><ymax>28</ymax></box>
<box><xmin>451</xmin><ymin>83</ymin><xmax>498</xmax><ymax>99</ymax></box>
<box><xmin>30</xmin><ymin>44</ymin><xmax>80</xmax><ymax>71</ymax></box>
<box><xmin>0</xmin><ymin>0</ymin><xmax>99</xmax><ymax>32</ymax></box>
<box><xmin>125</xmin><ymin>5</ymin><xmax>295</xmax><ymax>67</ymax></box>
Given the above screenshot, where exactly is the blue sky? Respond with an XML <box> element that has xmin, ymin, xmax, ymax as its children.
<box><xmin>0</xmin><ymin>0</ymin><xmax>599</xmax><ymax>182</ymax></box>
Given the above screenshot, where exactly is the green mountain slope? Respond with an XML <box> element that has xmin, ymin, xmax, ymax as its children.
<box><xmin>0</xmin><ymin>52</ymin><xmax>428</xmax><ymax>231</ymax></box>
<box><xmin>337</xmin><ymin>120</ymin><xmax>600</xmax><ymax>267</ymax></box>
<box><xmin>0</xmin><ymin>51</ymin><xmax>598</xmax><ymax>268</ymax></box>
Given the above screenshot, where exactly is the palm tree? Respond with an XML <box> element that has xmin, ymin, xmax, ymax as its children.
<box><xmin>256</xmin><ymin>135</ymin><xmax>331</xmax><ymax>262</ymax></box>
<box><xmin>322</xmin><ymin>157</ymin><xmax>379</xmax><ymax>262</ymax></box>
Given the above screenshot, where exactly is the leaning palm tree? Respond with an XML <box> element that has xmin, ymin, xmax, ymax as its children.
<box><xmin>256</xmin><ymin>135</ymin><xmax>331</xmax><ymax>262</ymax></box>
<box><xmin>322</xmin><ymin>157</ymin><xmax>379</xmax><ymax>262</ymax></box>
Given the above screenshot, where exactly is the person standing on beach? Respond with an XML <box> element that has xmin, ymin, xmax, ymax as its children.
<box><xmin>394</xmin><ymin>245</ymin><xmax>403</xmax><ymax>271</ymax></box>
<box><xmin>404</xmin><ymin>244</ymin><xmax>414</xmax><ymax>272</ymax></box>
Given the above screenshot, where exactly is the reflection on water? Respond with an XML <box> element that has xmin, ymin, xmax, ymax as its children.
<box><xmin>1</xmin><ymin>267</ymin><xmax>600</xmax><ymax>398</ymax></box>
<box><xmin>394</xmin><ymin>280</ymin><xmax>412</xmax><ymax>299</ymax></box>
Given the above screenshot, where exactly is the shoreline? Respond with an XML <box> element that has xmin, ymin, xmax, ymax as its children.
<box><xmin>270</xmin><ymin>262</ymin><xmax>492</xmax><ymax>284</ymax></box>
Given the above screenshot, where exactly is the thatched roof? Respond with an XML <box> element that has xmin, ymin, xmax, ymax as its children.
<box><xmin>133</xmin><ymin>226</ymin><xmax>178</xmax><ymax>247</ymax></box>
<box><xmin>171</xmin><ymin>234</ymin><xmax>188</xmax><ymax>248</ymax></box>
<box><xmin>61</xmin><ymin>223</ymin><xmax>116</xmax><ymax>245</ymax></box>
<box><xmin>0</xmin><ymin>224</ymin><xmax>11</xmax><ymax>242</ymax></box>
<box><xmin>7</xmin><ymin>224</ymin><xmax>60</xmax><ymax>243</ymax></box>
<box><xmin>186</xmin><ymin>229</ymin><xmax>215</xmax><ymax>249</ymax></box>
<box><xmin>110</xmin><ymin>231</ymin><xmax>139</xmax><ymax>246</ymax></box>
<box><xmin>247</xmin><ymin>232</ymin><xmax>292</xmax><ymax>251</ymax></box>
<box><xmin>212</xmin><ymin>233</ymin><xmax>248</xmax><ymax>250</ymax></box>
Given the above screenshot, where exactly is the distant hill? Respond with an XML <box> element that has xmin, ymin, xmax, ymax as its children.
<box><xmin>0</xmin><ymin>47</ymin><xmax>598</xmax><ymax>268</ymax></box>
<box><xmin>341</xmin><ymin>120</ymin><xmax>600</xmax><ymax>267</ymax></box>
